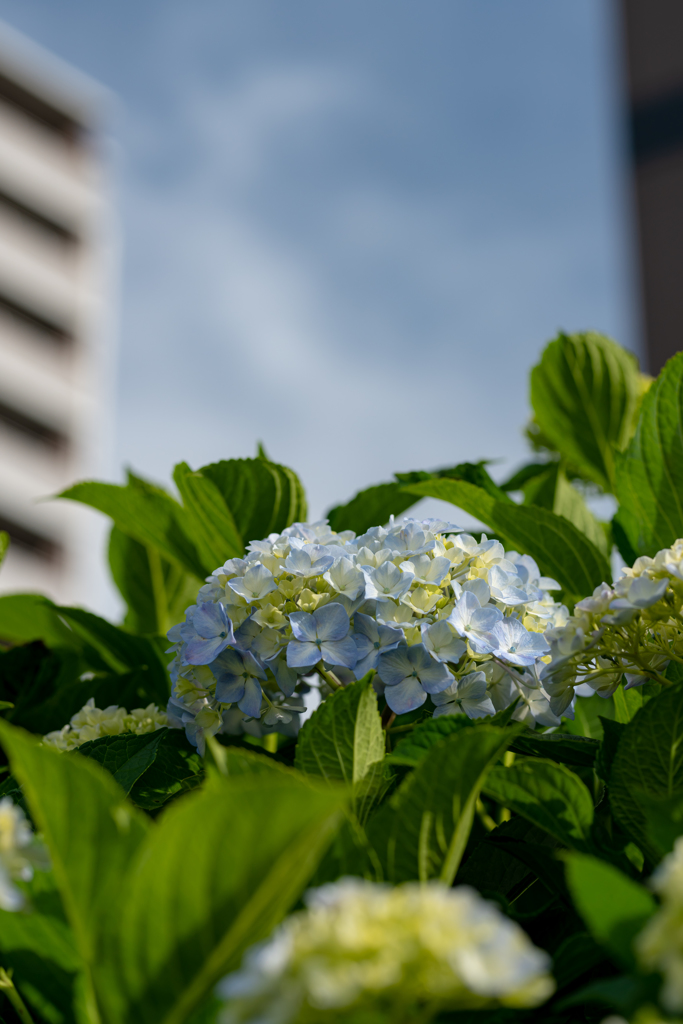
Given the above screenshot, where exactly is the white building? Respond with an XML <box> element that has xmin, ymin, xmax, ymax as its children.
<box><xmin>0</xmin><ymin>24</ymin><xmax>114</xmax><ymax>607</ymax></box>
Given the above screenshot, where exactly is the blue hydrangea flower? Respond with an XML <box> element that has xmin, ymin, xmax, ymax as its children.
<box><xmin>180</xmin><ymin>603</ymin><xmax>235</xmax><ymax>665</ymax></box>
<box><xmin>488</xmin><ymin>618</ymin><xmax>549</xmax><ymax>667</ymax></box>
<box><xmin>352</xmin><ymin>611</ymin><xmax>403</xmax><ymax>678</ymax></box>
<box><xmin>431</xmin><ymin>671</ymin><xmax>496</xmax><ymax>719</ymax></box>
<box><xmin>377</xmin><ymin>643</ymin><xmax>452</xmax><ymax>714</ymax></box>
<box><xmin>214</xmin><ymin>649</ymin><xmax>268</xmax><ymax>718</ymax></box>
<box><xmin>287</xmin><ymin>603</ymin><xmax>358</xmax><ymax>670</ymax></box>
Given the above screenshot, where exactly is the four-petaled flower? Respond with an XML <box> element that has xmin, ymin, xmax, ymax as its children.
<box><xmin>180</xmin><ymin>603</ymin><xmax>235</xmax><ymax>664</ymax></box>
<box><xmin>488</xmin><ymin>618</ymin><xmax>549</xmax><ymax>666</ymax></box>
<box><xmin>431</xmin><ymin>671</ymin><xmax>496</xmax><ymax>719</ymax></box>
<box><xmin>377</xmin><ymin>643</ymin><xmax>452</xmax><ymax>714</ymax></box>
<box><xmin>228</xmin><ymin>564</ymin><xmax>278</xmax><ymax>603</ymax></box>
<box><xmin>214</xmin><ymin>649</ymin><xmax>268</xmax><ymax>718</ymax></box>
<box><xmin>352</xmin><ymin>611</ymin><xmax>403</xmax><ymax>678</ymax></box>
<box><xmin>287</xmin><ymin>603</ymin><xmax>358</xmax><ymax>670</ymax></box>
<box><xmin>363</xmin><ymin>562</ymin><xmax>413</xmax><ymax>601</ymax></box>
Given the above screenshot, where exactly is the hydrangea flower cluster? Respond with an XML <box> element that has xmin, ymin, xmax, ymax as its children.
<box><xmin>0</xmin><ymin>797</ymin><xmax>50</xmax><ymax>911</ymax></box>
<box><xmin>541</xmin><ymin>539</ymin><xmax>683</xmax><ymax>714</ymax></box>
<box><xmin>636</xmin><ymin>836</ymin><xmax>683</xmax><ymax>1012</ymax></box>
<box><xmin>217</xmin><ymin>879</ymin><xmax>555</xmax><ymax>1024</ymax></box>
<box><xmin>166</xmin><ymin>518</ymin><xmax>569</xmax><ymax>752</ymax></box>
<box><xmin>44</xmin><ymin>698</ymin><xmax>168</xmax><ymax>750</ymax></box>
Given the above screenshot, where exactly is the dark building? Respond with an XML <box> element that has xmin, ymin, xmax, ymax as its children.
<box><xmin>620</xmin><ymin>0</ymin><xmax>683</xmax><ymax>373</ymax></box>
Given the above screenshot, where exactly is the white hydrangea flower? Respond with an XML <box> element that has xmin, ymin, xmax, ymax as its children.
<box><xmin>43</xmin><ymin>698</ymin><xmax>168</xmax><ymax>750</ymax></box>
<box><xmin>636</xmin><ymin>837</ymin><xmax>683</xmax><ymax>1012</ymax></box>
<box><xmin>217</xmin><ymin>879</ymin><xmax>554</xmax><ymax>1023</ymax></box>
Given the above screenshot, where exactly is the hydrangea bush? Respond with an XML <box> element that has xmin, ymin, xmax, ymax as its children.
<box><xmin>1</xmin><ymin>333</ymin><xmax>683</xmax><ymax>1024</ymax></box>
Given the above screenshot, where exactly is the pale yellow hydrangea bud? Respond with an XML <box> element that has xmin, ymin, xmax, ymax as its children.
<box><xmin>218</xmin><ymin>880</ymin><xmax>555</xmax><ymax>1024</ymax></box>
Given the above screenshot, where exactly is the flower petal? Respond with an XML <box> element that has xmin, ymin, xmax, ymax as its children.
<box><xmin>384</xmin><ymin>677</ymin><xmax>427</xmax><ymax>715</ymax></box>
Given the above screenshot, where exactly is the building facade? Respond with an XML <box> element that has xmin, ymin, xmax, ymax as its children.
<box><xmin>0</xmin><ymin>25</ymin><xmax>113</xmax><ymax>606</ymax></box>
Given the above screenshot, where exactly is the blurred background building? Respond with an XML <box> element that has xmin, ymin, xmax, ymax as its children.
<box><xmin>0</xmin><ymin>25</ymin><xmax>112</xmax><ymax>604</ymax></box>
<box><xmin>620</xmin><ymin>0</ymin><xmax>683</xmax><ymax>374</ymax></box>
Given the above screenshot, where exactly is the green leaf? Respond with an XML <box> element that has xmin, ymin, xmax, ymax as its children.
<box><xmin>509</xmin><ymin>732</ymin><xmax>599</xmax><ymax>768</ymax></box>
<box><xmin>396</xmin><ymin>461</ymin><xmax>514</xmax><ymax>503</ymax></box>
<box><xmin>612</xmin><ymin>684</ymin><xmax>643</xmax><ymax>723</ymax></box>
<box><xmin>552</xmin><ymin>932</ymin><xmax>608</xmax><ymax>990</ymax></box>
<box><xmin>295</xmin><ymin>677</ymin><xmax>385</xmax><ymax>822</ymax></box>
<box><xmin>112</xmin><ymin>774</ymin><xmax>347</xmax><ymax>1024</ymax></box>
<box><xmin>173</xmin><ymin>462</ymin><xmax>244</xmax><ymax>569</ymax></box>
<box><xmin>58</xmin><ymin>476</ymin><xmax>206</xmax><ymax>580</ymax></box>
<box><xmin>370</xmin><ymin>725</ymin><xmax>519</xmax><ymax>884</ymax></box>
<box><xmin>108</xmin><ymin>527</ymin><xmax>197</xmax><ymax>637</ymax></box>
<box><xmin>610</xmin><ymin>683</ymin><xmax>683</xmax><ymax>860</ymax></box>
<box><xmin>77</xmin><ymin>731</ymin><xmax>168</xmax><ymax>795</ymax></box>
<box><xmin>499</xmin><ymin>462</ymin><xmax>554</xmax><ymax>493</ymax></box>
<box><xmin>53</xmin><ymin>606</ymin><xmax>168</xmax><ymax>690</ymax></box>
<box><xmin>386</xmin><ymin>714</ymin><xmax>473</xmax><ymax>767</ymax></box>
<box><xmin>530</xmin><ymin>331</ymin><xmax>642</xmax><ymax>491</ymax></box>
<box><xmin>0</xmin><ymin>530</ymin><xmax>8</xmax><ymax>567</ymax></box>
<box><xmin>327</xmin><ymin>482</ymin><xmax>418</xmax><ymax>535</ymax></box>
<box><xmin>200</xmin><ymin>457</ymin><xmax>307</xmax><ymax>543</ymax></box>
<box><xmin>595</xmin><ymin>718</ymin><xmax>626</xmax><ymax>782</ymax></box>
<box><xmin>402</xmin><ymin>477</ymin><xmax>610</xmax><ymax>597</ymax></box>
<box><xmin>615</xmin><ymin>351</ymin><xmax>683</xmax><ymax>555</ymax></box>
<box><xmin>0</xmin><ymin>594</ymin><xmax>82</xmax><ymax>649</ymax></box>
<box><xmin>483</xmin><ymin>757</ymin><xmax>595</xmax><ymax>850</ymax></box>
<box><xmin>0</xmin><ymin>719</ymin><xmax>150</xmax><ymax>1021</ymax></box>
<box><xmin>295</xmin><ymin>677</ymin><xmax>384</xmax><ymax>785</ymax></box>
<box><xmin>564</xmin><ymin>853</ymin><xmax>656</xmax><ymax>970</ymax></box>
<box><xmin>0</xmin><ymin>899</ymin><xmax>81</xmax><ymax>1024</ymax></box>
<box><xmin>129</xmin><ymin>729</ymin><xmax>204</xmax><ymax>811</ymax></box>
<box><xmin>636</xmin><ymin>790</ymin><xmax>683</xmax><ymax>857</ymax></box>
<box><xmin>553</xmin><ymin>467</ymin><xmax>611</xmax><ymax>557</ymax></box>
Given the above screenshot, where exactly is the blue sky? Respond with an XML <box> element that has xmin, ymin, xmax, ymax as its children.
<box><xmin>0</xmin><ymin>0</ymin><xmax>638</xmax><ymax>523</ymax></box>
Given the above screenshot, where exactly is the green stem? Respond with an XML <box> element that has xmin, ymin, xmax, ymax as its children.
<box><xmin>316</xmin><ymin>662</ymin><xmax>343</xmax><ymax>690</ymax></box>
<box><xmin>0</xmin><ymin>967</ymin><xmax>34</xmax><ymax>1024</ymax></box>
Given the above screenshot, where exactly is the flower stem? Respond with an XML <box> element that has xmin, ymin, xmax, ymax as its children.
<box><xmin>0</xmin><ymin>967</ymin><xmax>34</xmax><ymax>1024</ymax></box>
<box><xmin>316</xmin><ymin>662</ymin><xmax>343</xmax><ymax>690</ymax></box>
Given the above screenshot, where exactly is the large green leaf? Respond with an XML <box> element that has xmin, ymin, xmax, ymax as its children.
<box><xmin>0</xmin><ymin>720</ymin><xmax>150</xmax><ymax>1023</ymax></box>
<box><xmin>553</xmin><ymin>468</ymin><xmax>610</xmax><ymax>557</ymax></box>
<box><xmin>610</xmin><ymin>683</ymin><xmax>683</xmax><ymax>861</ymax></box>
<box><xmin>112</xmin><ymin>774</ymin><xmax>347</xmax><ymax>1024</ymax></box>
<box><xmin>402</xmin><ymin>477</ymin><xmax>610</xmax><ymax>596</ymax></box>
<box><xmin>530</xmin><ymin>331</ymin><xmax>642</xmax><ymax>491</ymax></box>
<box><xmin>615</xmin><ymin>351</ymin><xmax>683</xmax><ymax>556</ymax></box>
<box><xmin>386</xmin><ymin>714</ymin><xmax>473</xmax><ymax>767</ymax></box>
<box><xmin>108</xmin><ymin>527</ymin><xmax>197</xmax><ymax>637</ymax></box>
<box><xmin>172</xmin><ymin>462</ymin><xmax>243</xmax><ymax>570</ymax></box>
<box><xmin>295</xmin><ymin>677</ymin><xmax>384</xmax><ymax>785</ymax></box>
<box><xmin>200</xmin><ymin>457</ymin><xmax>307</xmax><ymax>543</ymax></box>
<box><xmin>0</xmin><ymin>594</ymin><xmax>82</xmax><ymax>649</ymax></box>
<box><xmin>295</xmin><ymin>677</ymin><xmax>386</xmax><ymax>822</ymax></box>
<box><xmin>58</xmin><ymin>475</ymin><xmax>205</xmax><ymax>580</ymax></box>
<box><xmin>128</xmin><ymin>729</ymin><xmax>204</xmax><ymax>811</ymax></box>
<box><xmin>54</xmin><ymin>606</ymin><xmax>168</xmax><ymax>691</ymax></box>
<box><xmin>564</xmin><ymin>853</ymin><xmax>656</xmax><ymax>970</ymax></box>
<box><xmin>77</xmin><ymin>731</ymin><xmax>168</xmax><ymax>795</ymax></box>
<box><xmin>327</xmin><ymin>482</ymin><xmax>417</xmax><ymax>535</ymax></box>
<box><xmin>483</xmin><ymin>757</ymin><xmax>594</xmax><ymax>850</ymax></box>
<box><xmin>509</xmin><ymin>732</ymin><xmax>599</xmax><ymax>768</ymax></box>
<box><xmin>0</xmin><ymin>892</ymin><xmax>81</xmax><ymax>1024</ymax></box>
<box><xmin>369</xmin><ymin>725</ymin><xmax>518</xmax><ymax>884</ymax></box>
